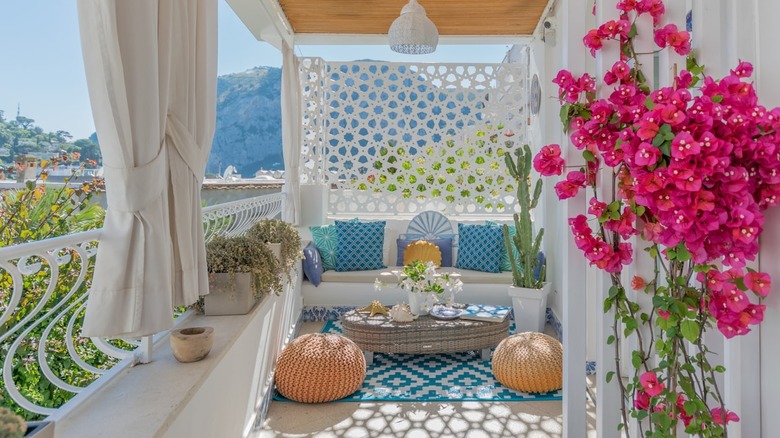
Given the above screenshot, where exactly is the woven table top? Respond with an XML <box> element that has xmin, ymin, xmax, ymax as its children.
<box><xmin>341</xmin><ymin>308</ymin><xmax>510</xmax><ymax>355</ymax></box>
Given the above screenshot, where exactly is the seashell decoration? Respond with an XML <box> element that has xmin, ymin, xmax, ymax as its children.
<box><xmin>389</xmin><ymin>302</ymin><xmax>418</xmax><ymax>322</ymax></box>
<box><xmin>402</xmin><ymin>240</ymin><xmax>442</xmax><ymax>267</ymax></box>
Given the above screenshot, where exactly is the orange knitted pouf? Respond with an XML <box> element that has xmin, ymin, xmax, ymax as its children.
<box><xmin>275</xmin><ymin>333</ymin><xmax>366</xmax><ymax>403</ymax></box>
<box><xmin>492</xmin><ymin>332</ymin><xmax>563</xmax><ymax>393</ymax></box>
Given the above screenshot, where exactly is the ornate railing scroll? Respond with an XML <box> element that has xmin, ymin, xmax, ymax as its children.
<box><xmin>202</xmin><ymin>192</ymin><xmax>285</xmax><ymax>242</ymax></box>
<box><xmin>0</xmin><ymin>193</ymin><xmax>285</xmax><ymax>416</ymax></box>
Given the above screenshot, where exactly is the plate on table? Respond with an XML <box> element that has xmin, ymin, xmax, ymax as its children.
<box><xmin>429</xmin><ymin>306</ymin><xmax>462</xmax><ymax>320</ymax></box>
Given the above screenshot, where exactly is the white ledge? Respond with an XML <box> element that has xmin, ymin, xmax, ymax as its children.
<box><xmin>53</xmin><ymin>290</ymin><xmax>301</xmax><ymax>438</ymax></box>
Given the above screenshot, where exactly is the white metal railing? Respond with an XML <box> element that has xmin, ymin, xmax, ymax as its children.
<box><xmin>202</xmin><ymin>192</ymin><xmax>285</xmax><ymax>241</ymax></box>
<box><xmin>0</xmin><ymin>193</ymin><xmax>285</xmax><ymax>416</ymax></box>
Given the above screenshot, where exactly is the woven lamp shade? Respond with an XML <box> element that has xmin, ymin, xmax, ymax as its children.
<box><xmin>492</xmin><ymin>332</ymin><xmax>563</xmax><ymax>393</ymax></box>
<box><xmin>388</xmin><ymin>0</ymin><xmax>439</xmax><ymax>54</ymax></box>
<box><xmin>275</xmin><ymin>333</ymin><xmax>366</xmax><ymax>403</ymax></box>
<box><xmin>403</xmin><ymin>240</ymin><xmax>442</xmax><ymax>266</ymax></box>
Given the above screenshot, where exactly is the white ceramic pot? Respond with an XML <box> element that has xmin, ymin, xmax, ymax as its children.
<box><xmin>508</xmin><ymin>282</ymin><xmax>552</xmax><ymax>333</ymax></box>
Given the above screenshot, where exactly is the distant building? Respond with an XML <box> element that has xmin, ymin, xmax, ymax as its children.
<box><xmin>13</xmin><ymin>155</ymin><xmax>37</xmax><ymax>182</ymax></box>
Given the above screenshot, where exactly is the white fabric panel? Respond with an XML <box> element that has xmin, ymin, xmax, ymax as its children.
<box><xmin>281</xmin><ymin>41</ymin><xmax>301</xmax><ymax>225</ymax></box>
<box><xmin>78</xmin><ymin>0</ymin><xmax>216</xmax><ymax>338</ymax></box>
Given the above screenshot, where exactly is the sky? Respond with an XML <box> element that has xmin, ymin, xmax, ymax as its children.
<box><xmin>0</xmin><ymin>1</ymin><xmax>511</xmax><ymax>140</ymax></box>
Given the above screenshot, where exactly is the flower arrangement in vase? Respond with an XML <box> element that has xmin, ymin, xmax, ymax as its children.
<box><xmin>375</xmin><ymin>260</ymin><xmax>463</xmax><ymax>315</ymax></box>
<box><xmin>534</xmin><ymin>0</ymin><xmax>780</xmax><ymax>434</ymax></box>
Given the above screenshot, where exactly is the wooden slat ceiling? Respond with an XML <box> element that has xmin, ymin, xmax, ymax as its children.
<box><xmin>277</xmin><ymin>0</ymin><xmax>547</xmax><ymax>36</ymax></box>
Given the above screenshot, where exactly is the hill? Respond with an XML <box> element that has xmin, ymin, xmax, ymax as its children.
<box><xmin>207</xmin><ymin>66</ymin><xmax>283</xmax><ymax>177</ymax></box>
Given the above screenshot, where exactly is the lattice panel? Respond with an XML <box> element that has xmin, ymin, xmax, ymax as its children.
<box><xmin>300</xmin><ymin>59</ymin><xmax>528</xmax><ymax>216</ymax></box>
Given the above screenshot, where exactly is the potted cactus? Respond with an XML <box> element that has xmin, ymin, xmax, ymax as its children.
<box><xmin>503</xmin><ymin>144</ymin><xmax>550</xmax><ymax>333</ymax></box>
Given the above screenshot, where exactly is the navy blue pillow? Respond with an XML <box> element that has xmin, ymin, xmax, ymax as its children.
<box><xmin>302</xmin><ymin>241</ymin><xmax>323</xmax><ymax>286</ymax></box>
<box><xmin>396</xmin><ymin>238</ymin><xmax>454</xmax><ymax>267</ymax></box>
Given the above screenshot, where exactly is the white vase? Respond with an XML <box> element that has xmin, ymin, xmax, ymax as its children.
<box><xmin>508</xmin><ymin>282</ymin><xmax>552</xmax><ymax>333</ymax></box>
<box><xmin>407</xmin><ymin>291</ymin><xmax>436</xmax><ymax>316</ymax></box>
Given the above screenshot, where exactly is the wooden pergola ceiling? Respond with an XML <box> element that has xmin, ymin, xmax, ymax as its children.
<box><xmin>276</xmin><ymin>0</ymin><xmax>548</xmax><ymax>36</ymax></box>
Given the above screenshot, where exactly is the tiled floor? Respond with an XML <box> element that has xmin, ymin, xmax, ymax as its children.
<box><xmin>255</xmin><ymin>322</ymin><xmax>598</xmax><ymax>438</ymax></box>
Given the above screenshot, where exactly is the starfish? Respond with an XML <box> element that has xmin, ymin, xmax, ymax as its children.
<box><xmin>357</xmin><ymin>300</ymin><xmax>389</xmax><ymax>317</ymax></box>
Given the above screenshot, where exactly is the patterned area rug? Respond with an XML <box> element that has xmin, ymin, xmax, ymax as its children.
<box><xmin>273</xmin><ymin>320</ymin><xmax>563</xmax><ymax>403</ymax></box>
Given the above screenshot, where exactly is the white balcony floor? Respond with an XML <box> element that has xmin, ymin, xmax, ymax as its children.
<box><xmin>255</xmin><ymin>322</ymin><xmax>598</xmax><ymax>438</ymax></box>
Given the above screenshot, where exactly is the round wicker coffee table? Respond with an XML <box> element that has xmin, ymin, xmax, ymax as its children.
<box><xmin>340</xmin><ymin>309</ymin><xmax>510</xmax><ymax>365</ymax></box>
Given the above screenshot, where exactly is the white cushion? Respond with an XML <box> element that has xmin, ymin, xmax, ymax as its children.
<box><xmin>319</xmin><ymin>266</ymin><xmax>512</xmax><ymax>285</ymax></box>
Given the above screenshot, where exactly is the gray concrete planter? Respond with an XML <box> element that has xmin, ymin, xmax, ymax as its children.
<box><xmin>204</xmin><ymin>273</ymin><xmax>258</xmax><ymax>316</ymax></box>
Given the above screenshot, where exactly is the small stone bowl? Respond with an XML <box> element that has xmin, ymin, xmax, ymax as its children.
<box><xmin>170</xmin><ymin>326</ymin><xmax>214</xmax><ymax>363</ymax></box>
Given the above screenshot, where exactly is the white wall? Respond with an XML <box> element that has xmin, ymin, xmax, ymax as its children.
<box><xmin>755</xmin><ymin>1</ymin><xmax>780</xmax><ymax>435</ymax></box>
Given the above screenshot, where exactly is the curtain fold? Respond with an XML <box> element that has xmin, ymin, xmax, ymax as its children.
<box><xmin>281</xmin><ymin>41</ymin><xmax>302</xmax><ymax>225</ymax></box>
<box><xmin>78</xmin><ymin>0</ymin><xmax>217</xmax><ymax>338</ymax></box>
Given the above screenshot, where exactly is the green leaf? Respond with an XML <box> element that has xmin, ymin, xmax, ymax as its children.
<box><xmin>659</xmin><ymin>140</ymin><xmax>671</xmax><ymax>156</ymax></box>
<box><xmin>632</xmin><ymin>351</ymin><xmax>642</xmax><ymax>369</ymax></box>
<box><xmin>583</xmin><ymin>150</ymin><xmax>596</xmax><ymax>162</ymax></box>
<box><xmin>652</xmin><ymin>133</ymin><xmax>666</xmax><ymax>147</ymax></box>
<box><xmin>712</xmin><ymin>94</ymin><xmax>724</xmax><ymax>103</ymax></box>
<box><xmin>607</xmin><ymin>335</ymin><xmax>615</xmax><ymax>345</ymax></box>
<box><xmin>560</xmin><ymin>104</ymin><xmax>571</xmax><ymax>130</ymax></box>
<box><xmin>676</xmin><ymin>244</ymin><xmax>691</xmax><ymax>262</ymax></box>
<box><xmin>628</xmin><ymin>23</ymin><xmax>638</xmax><ymax>38</ymax></box>
<box><xmin>681</xmin><ymin>320</ymin><xmax>700</xmax><ymax>343</ymax></box>
<box><xmin>643</xmin><ymin>96</ymin><xmax>655</xmax><ymax>111</ymax></box>
<box><xmin>606</xmin><ymin>371</ymin><xmax>615</xmax><ymax>383</ymax></box>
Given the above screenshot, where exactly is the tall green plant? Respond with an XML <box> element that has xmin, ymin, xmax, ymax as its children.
<box><xmin>503</xmin><ymin>144</ymin><xmax>545</xmax><ymax>289</ymax></box>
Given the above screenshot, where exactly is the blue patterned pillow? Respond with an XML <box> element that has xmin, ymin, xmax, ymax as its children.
<box><xmin>309</xmin><ymin>218</ymin><xmax>359</xmax><ymax>271</ymax></box>
<box><xmin>335</xmin><ymin>220</ymin><xmax>387</xmax><ymax>271</ymax></box>
<box><xmin>486</xmin><ymin>220</ymin><xmax>520</xmax><ymax>272</ymax></box>
<box><xmin>455</xmin><ymin>223</ymin><xmax>503</xmax><ymax>273</ymax></box>
<box><xmin>309</xmin><ymin>224</ymin><xmax>338</xmax><ymax>271</ymax></box>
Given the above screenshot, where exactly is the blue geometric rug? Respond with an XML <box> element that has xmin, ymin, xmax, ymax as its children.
<box><xmin>273</xmin><ymin>320</ymin><xmax>563</xmax><ymax>403</ymax></box>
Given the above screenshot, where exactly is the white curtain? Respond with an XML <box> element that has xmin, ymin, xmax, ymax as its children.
<box><xmin>78</xmin><ymin>0</ymin><xmax>217</xmax><ymax>338</ymax></box>
<box><xmin>281</xmin><ymin>41</ymin><xmax>301</xmax><ymax>225</ymax></box>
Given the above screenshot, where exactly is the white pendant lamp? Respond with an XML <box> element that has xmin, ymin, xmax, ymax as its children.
<box><xmin>388</xmin><ymin>0</ymin><xmax>439</xmax><ymax>54</ymax></box>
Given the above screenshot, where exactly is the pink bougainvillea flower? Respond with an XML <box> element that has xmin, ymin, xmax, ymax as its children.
<box><xmin>730</xmin><ymin>60</ymin><xmax>754</xmax><ymax>78</ymax></box>
<box><xmin>634</xmin><ymin>390</ymin><xmax>650</xmax><ymax>410</ymax></box>
<box><xmin>637</xmin><ymin>120</ymin><xmax>660</xmax><ymax>141</ymax></box>
<box><xmin>657</xmin><ymin>309</ymin><xmax>671</xmax><ymax>320</ymax></box>
<box><xmin>744</xmin><ymin>271</ymin><xmax>771</xmax><ymax>297</ymax></box>
<box><xmin>676</xmin><ymin>395</ymin><xmax>693</xmax><ymax>427</ymax></box>
<box><xmin>533</xmin><ymin>144</ymin><xmax>565</xmax><ymax>176</ymax></box>
<box><xmin>631</xmin><ymin>275</ymin><xmax>646</xmax><ymax>291</ymax></box>
<box><xmin>639</xmin><ymin>372</ymin><xmax>665</xmax><ymax>397</ymax></box>
<box><xmin>555</xmin><ymin>171</ymin><xmax>586</xmax><ymax>200</ymax></box>
<box><xmin>583</xmin><ymin>29</ymin><xmax>603</xmax><ymax>57</ymax></box>
<box><xmin>588</xmin><ymin>198</ymin><xmax>608</xmax><ymax>218</ymax></box>
<box><xmin>676</xmin><ymin>70</ymin><xmax>693</xmax><ymax>89</ymax></box>
<box><xmin>635</xmin><ymin>142</ymin><xmax>662</xmax><ymax>167</ymax></box>
<box><xmin>711</xmin><ymin>407</ymin><xmax>740</xmax><ymax>425</ymax></box>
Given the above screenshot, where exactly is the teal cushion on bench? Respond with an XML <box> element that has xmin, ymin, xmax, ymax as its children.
<box><xmin>335</xmin><ymin>220</ymin><xmax>387</xmax><ymax>271</ymax></box>
<box><xmin>455</xmin><ymin>223</ymin><xmax>503</xmax><ymax>273</ymax></box>
<box><xmin>309</xmin><ymin>224</ymin><xmax>338</xmax><ymax>271</ymax></box>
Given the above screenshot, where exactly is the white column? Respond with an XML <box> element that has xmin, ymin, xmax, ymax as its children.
<box><xmin>558</xmin><ymin>0</ymin><xmax>589</xmax><ymax>435</ymax></box>
<box><xmin>593</xmin><ymin>0</ymin><xmax>623</xmax><ymax>435</ymax></box>
<box><xmin>755</xmin><ymin>1</ymin><xmax>780</xmax><ymax>435</ymax></box>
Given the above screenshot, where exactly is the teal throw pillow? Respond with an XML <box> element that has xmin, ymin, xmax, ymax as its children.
<box><xmin>309</xmin><ymin>224</ymin><xmax>338</xmax><ymax>271</ymax></box>
<box><xmin>486</xmin><ymin>220</ymin><xmax>520</xmax><ymax>272</ymax></box>
<box><xmin>335</xmin><ymin>220</ymin><xmax>387</xmax><ymax>271</ymax></box>
<box><xmin>455</xmin><ymin>223</ymin><xmax>503</xmax><ymax>273</ymax></box>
